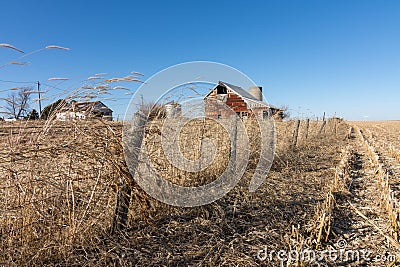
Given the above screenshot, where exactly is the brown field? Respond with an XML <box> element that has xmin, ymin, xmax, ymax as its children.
<box><xmin>1</xmin><ymin>118</ymin><xmax>400</xmax><ymax>266</ymax></box>
<box><xmin>353</xmin><ymin>121</ymin><xmax>400</xmax><ymax>148</ymax></box>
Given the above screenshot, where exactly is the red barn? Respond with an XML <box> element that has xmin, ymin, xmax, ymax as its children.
<box><xmin>204</xmin><ymin>81</ymin><xmax>281</xmax><ymax>119</ymax></box>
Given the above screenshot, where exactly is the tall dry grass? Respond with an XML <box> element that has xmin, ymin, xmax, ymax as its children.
<box><xmin>0</xmin><ymin>119</ymin><xmax>127</xmax><ymax>264</ymax></box>
<box><xmin>0</xmin><ymin>114</ymin><xmax>350</xmax><ymax>265</ymax></box>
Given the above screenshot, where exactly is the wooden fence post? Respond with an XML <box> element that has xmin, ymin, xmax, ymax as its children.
<box><xmin>112</xmin><ymin>111</ymin><xmax>146</xmax><ymax>234</ymax></box>
<box><xmin>292</xmin><ymin>120</ymin><xmax>300</xmax><ymax>148</ymax></box>
<box><xmin>304</xmin><ymin>119</ymin><xmax>310</xmax><ymax>140</ymax></box>
<box><xmin>334</xmin><ymin>119</ymin><xmax>338</xmax><ymax>137</ymax></box>
<box><xmin>346</xmin><ymin>126</ymin><xmax>353</xmax><ymax>139</ymax></box>
<box><xmin>318</xmin><ymin>120</ymin><xmax>326</xmax><ymax>136</ymax></box>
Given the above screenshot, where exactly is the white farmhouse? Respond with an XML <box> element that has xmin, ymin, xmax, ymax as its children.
<box><xmin>56</xmin><ymin>101</ymin><xmax>113</xmax><ymax>121</ymax></box>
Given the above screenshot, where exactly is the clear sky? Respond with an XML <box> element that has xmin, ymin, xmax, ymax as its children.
<box><xmin>1</xmin><ymin>0</ymin><xmax>399</xmax><ymax>120</ymax></box>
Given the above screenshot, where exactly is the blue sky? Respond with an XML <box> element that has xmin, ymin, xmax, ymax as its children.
<box><xmin>0</xmin><ymin>0</ymin><xmax>399</xmax><ymax>120</ymax></box>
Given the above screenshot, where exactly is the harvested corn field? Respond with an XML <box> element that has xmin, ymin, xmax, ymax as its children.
<box><xmin>4</xmin><ymin>118</ymin><xmax>398</xmax><ymax>266</ymax></box>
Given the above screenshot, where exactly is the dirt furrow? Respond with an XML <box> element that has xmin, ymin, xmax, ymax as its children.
<box><xmin>324</xmin><ymin>131</ymin><xmax>398</xmax><ymax>266</ymax></box>
<box><xmin>362</xmin><ymin>129</ymin><xmax>400</xmax><ymax>197</ymax></box>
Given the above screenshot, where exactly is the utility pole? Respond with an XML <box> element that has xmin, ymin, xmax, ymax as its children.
<box><xmin>37</xmin><ymin>81</ymin><xmax>42</xmax><ymax>118</ymax></box>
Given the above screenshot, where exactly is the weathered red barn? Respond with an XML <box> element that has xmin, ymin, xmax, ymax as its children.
<box><xmin>204</xmin><ymin>81</ymin><xmax>281</xmax><ymax>119</ymax></box>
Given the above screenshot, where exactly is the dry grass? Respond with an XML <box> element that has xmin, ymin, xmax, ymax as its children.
<box><xmin>0</xmin><ymin>119</ymin><xmax>129</xmax><ymax>264</ymax></box>
<box><xmin>0</xmin><ymin>117</ymin><xmax>353</xmax><ymax>266</ymax></box>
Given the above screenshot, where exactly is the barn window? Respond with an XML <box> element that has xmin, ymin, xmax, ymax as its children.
<box><xmin>216</xmin><ymin>85</ymin><xmax>227</xmax><ymax>94</ymax></box>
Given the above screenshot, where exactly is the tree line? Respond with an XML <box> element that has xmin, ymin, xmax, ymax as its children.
<box><xmin>0</xmin><ymin>87</ymin><xmax>64</xmax><ymax>121</ymax></box>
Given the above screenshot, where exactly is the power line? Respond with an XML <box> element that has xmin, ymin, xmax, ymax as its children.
<box><xmin>40</xmin><ymin>82</ymin><xmax>67</xmax><ymax>90</ymax></box>
<box><xmin>0</xmin><ymin>79</ymin><xmax>37</xmax><ymax>84</ymax></box>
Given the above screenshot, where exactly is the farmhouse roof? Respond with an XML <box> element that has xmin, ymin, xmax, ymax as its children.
<box><xmin>59</xmin><ymin>101</ymin><xmax>113</xmax><ymax>112</ymax></box>
<box><xmin>74</xmin><ymin>101</ymin><xmax>112</xmax><ymax>112</ymax></box>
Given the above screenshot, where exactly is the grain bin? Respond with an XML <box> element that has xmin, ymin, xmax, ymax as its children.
<box><xmin>248</xmin><ymin>86</ymin><xmax>263</xmax><ymax>101</ymax></box>
<box><xmin>164</xmin><ymin>102</ymin><xmax>182</xmax><ymax>118</ymax></box>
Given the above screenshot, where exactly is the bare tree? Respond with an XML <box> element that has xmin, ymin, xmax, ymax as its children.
<box><xmin>279</xmin><ymin>105</ymin><xmax>291</xmax><ymax>120</ymax></box>
<box><xmin>139</xmin><ymin>101</ymin><xmax>167</xmax><ymax>121</ymax></box>
<box><xmin>3</xmin><ymin>87</ymin><xmax>32</xmax><ymax>119</ymax></box>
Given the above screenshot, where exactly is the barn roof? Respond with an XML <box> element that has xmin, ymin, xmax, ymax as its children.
<box><xmin>205</xmin><ymin>81</ymin><xmax>280</xmax><ymax>110</ymax></box>
<box><xmin>219</xmin><ymin>81</ymin><xmax>259</xmax><ymax>101</ymax></box>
